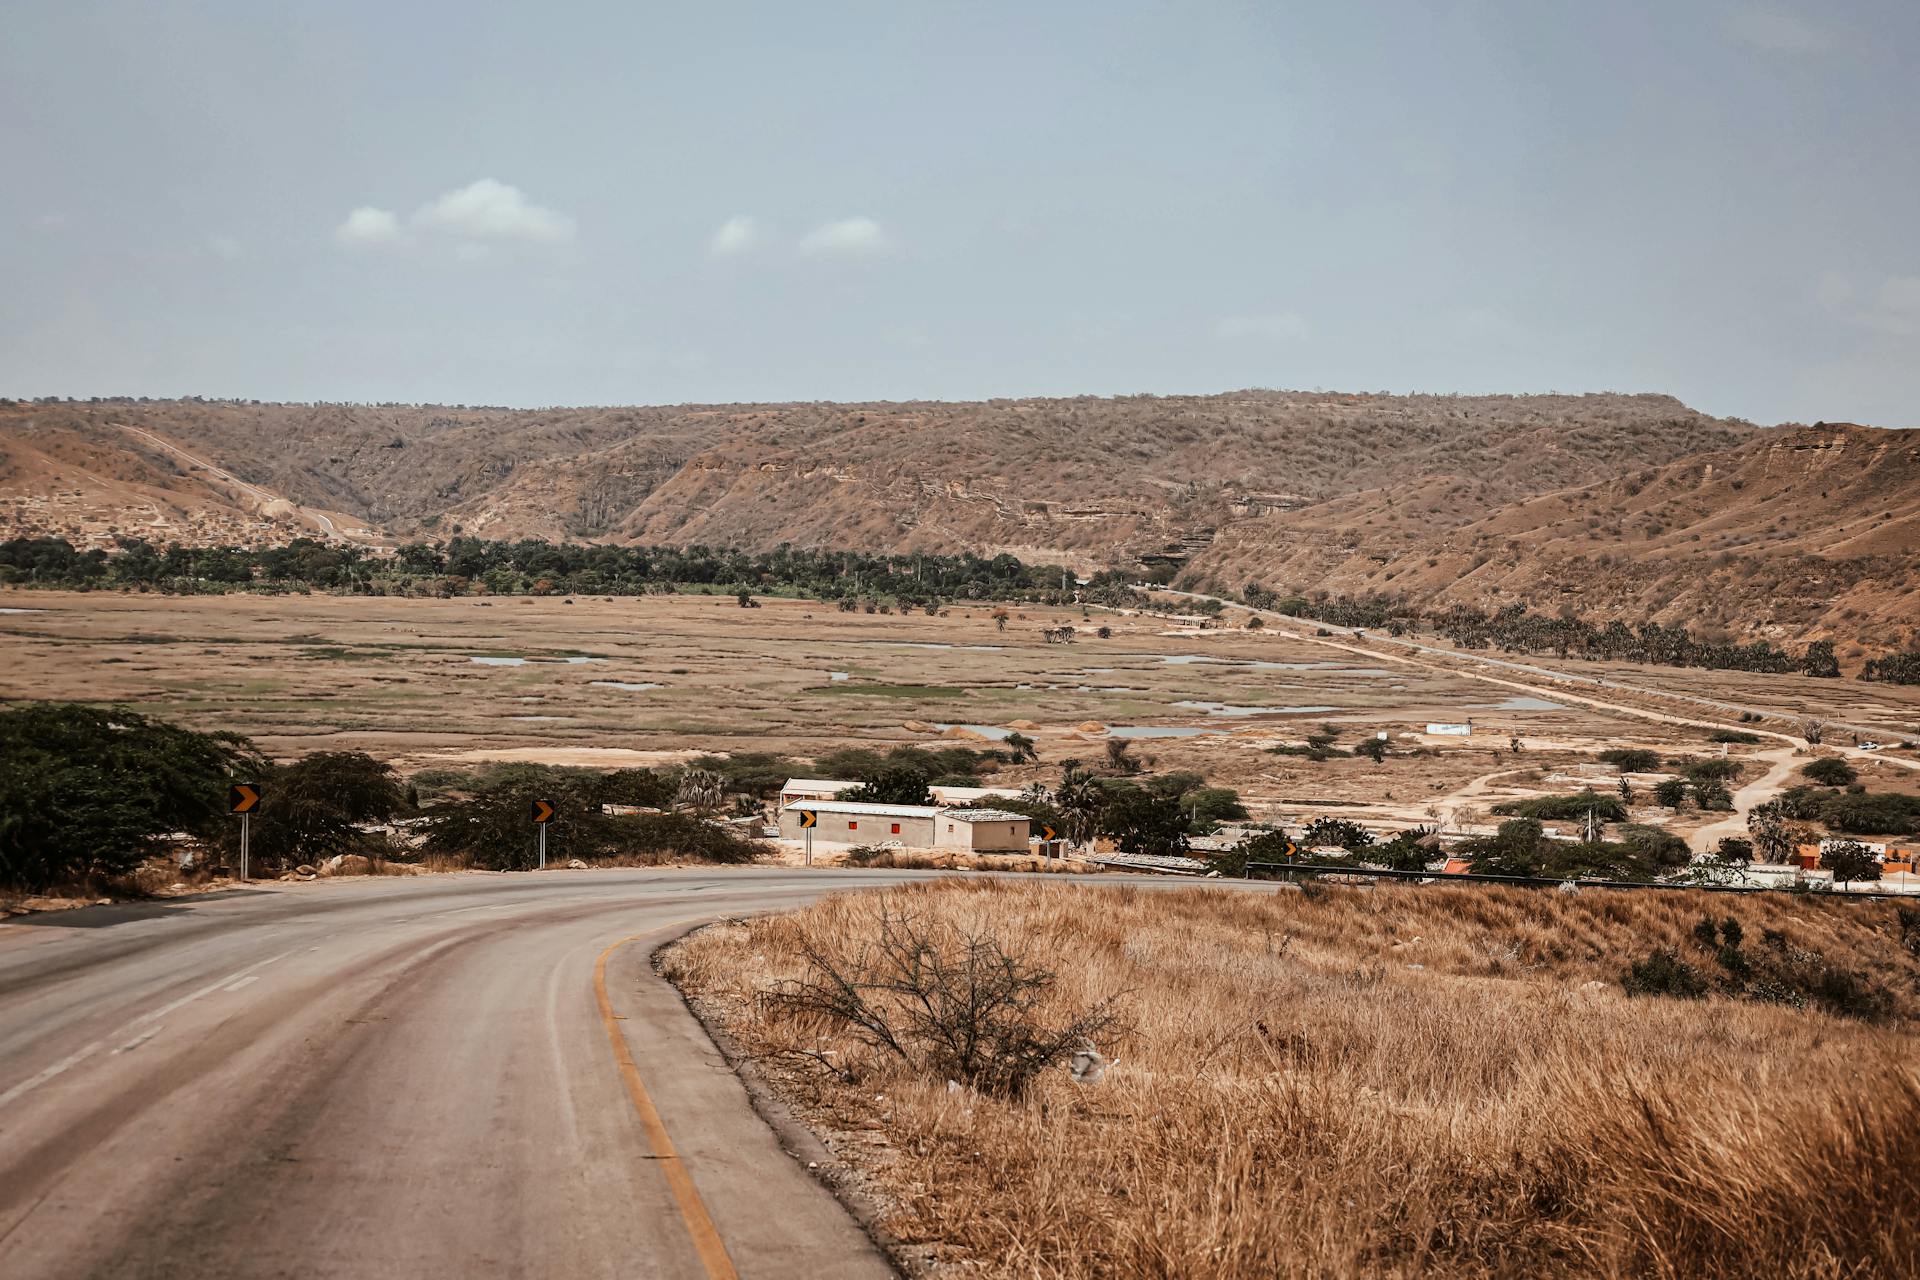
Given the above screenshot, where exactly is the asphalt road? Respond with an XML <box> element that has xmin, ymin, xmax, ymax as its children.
<box><xmin>0</xmin><ymin>867</ymin><xmax>975</xmax><ymax>1279</ymax></box>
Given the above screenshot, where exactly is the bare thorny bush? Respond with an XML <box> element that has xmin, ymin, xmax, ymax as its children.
<box><xmin>761</xmin><ymin>905</ymin><xmax>1123</xmax><ymax>1097</ymax></box>
<box><xmin>671</xmin><ymin>882</ymin><xmax>1920</xmax><ymax>1278</ymax></box>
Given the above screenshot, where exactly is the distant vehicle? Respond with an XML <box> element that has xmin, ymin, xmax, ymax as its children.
<box><xmin>1858</xmin><ymin>741</ymin><xmax>1884</xmax><ymax>751</ymax></box>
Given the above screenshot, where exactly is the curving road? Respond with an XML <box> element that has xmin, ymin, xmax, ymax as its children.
<box><xmin>0</xmin><ymin>867</ymin><xmax>990</xmax><ymax>1279</ymax></box>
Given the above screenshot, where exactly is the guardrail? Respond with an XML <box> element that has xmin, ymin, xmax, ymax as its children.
<box><xmin>1242</xmin><ymin>862</ymin><xmax>1918</xmax><ymax>901</ymax></box>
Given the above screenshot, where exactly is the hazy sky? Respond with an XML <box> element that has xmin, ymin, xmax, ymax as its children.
<box><xmin>3</xmin><ymin>1</ymin><xmax>1916</xmax><ymax>425</ymax></box>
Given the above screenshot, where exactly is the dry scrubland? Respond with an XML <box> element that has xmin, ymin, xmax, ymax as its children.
<box><xmin>667</xmin><ymin>881</ymin><xmax>1920</xmax><ymax>1279</ymax></box>
<box><xmin>5</xmin><ymin>589</ymin><xmax>1917</xmax><ymax>849</ymax></box>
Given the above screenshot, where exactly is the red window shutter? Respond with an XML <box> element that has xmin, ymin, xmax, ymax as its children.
<box><xmin>848</xmin><ymin>821</ymin><xmax>857</xmax><ymax>831</ymax></box>
<box><xmin>891</xmin><ymin>823</ymin><xmax>900</xmax><ymax>834</ymax></box>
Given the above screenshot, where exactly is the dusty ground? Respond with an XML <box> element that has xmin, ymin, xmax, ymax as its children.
<box><xmin>1</xmin><ymin>588</ymin><xmax>1904</xmax><ymax>844</ymax></box>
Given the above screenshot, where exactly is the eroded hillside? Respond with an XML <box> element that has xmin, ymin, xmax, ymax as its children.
<box><xmin>1</xmin><ymin>391</ymin><xmax>1747</xmax><ymax>558</ymax></box>
<box><xmin>1188</xmin><ymin>423</ymin><xmax>1920</xmax><ymax>664</ymax></box>
<box><xmin>4</xmin><ymin>392</ymin><xmax>1912</xmax><ymax>656</ymax></box>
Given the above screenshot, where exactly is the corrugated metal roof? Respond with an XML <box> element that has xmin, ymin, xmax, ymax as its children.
<box><xmin>785</xmin><ymin>800</ymin><xmax>941</xmax><ymax>818</ymax></box>
<box><xmin>942</xmin><ymin>809</ymin><xmax>1031</xmax><ymax>824</ymax></box>
<box><xmin>780</xmin><ymin>779</ymin><xmax>860</xmax><ymax>793</ymax></box>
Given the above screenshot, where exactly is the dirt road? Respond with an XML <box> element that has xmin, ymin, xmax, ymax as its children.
<box><xmin>0</xmin><ymin>868</ymin><xmax>952</xmax><ymax>1278</ymax></box>
<box><xmin>1155</xmin><ymin>588</ymin><xmax>1908</xmax><ymax>744</ymax></box>
<box><xmin>110</xmin><ymin>422</ymin><xmax>355</xmax><ymax>543</ymax></box>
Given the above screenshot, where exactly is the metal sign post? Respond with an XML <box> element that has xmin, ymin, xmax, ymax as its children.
<box><xmin>228</xmin><ymin>784</ymin><xmax>262</xmax><ymax>881</ymax></box>
<box><xmin>798</xmin><ymin>809</ymin><xmax>818</xmax><ymax>866</ymax></box>
<box><xmin>530</xmin><ymin>798</ymin><xmax>555</xmax><ymax>869</ymax></box>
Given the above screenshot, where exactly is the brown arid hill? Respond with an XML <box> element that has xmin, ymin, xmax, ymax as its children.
<box><xmin>1189</xmin><ymin>422</ymin><xmax>1920</xmax><ymax>664</ymax></box>
<box><xmin>0</xmin><ymin>391</ymin><xmax>1749</xmax><ymax>562</ymax></box>
<box><xmin>7</xmin><ymin>392</ymin><xmax>1912</xmax><ymax>656</ymax></box>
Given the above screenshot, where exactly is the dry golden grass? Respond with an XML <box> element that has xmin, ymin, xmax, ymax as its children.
<box><xmin>665</xmin><ymin>881</ymin><xmax>1920</xmax><ymax>1279</ymax></box>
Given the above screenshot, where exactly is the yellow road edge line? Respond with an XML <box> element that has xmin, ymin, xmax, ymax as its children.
<box><xmin>594</xmin><ymin>927</ymin><xmax>739</xmax><ymax>1280</ymax></box>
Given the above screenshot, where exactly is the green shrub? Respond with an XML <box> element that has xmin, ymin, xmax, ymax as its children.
<box><xmin>1653</xmin><ymin>778</ymin><xmax>1689</xmax><ymax>808</ymax></box>
<box><xmin>1822</xmin><ymin>791</ymin><xmax>1920</xmax><ymax>836</ymax></box>
<box><xmin>1211</xmin><ymin>828</ymin><xmax>1298</xmax><ymax>877</ymax></box>
<box><xmin>1801</xmin><ymin>757</ymin><xmax>1858</xmax><ymax>788</ymax></box>
<box><xmin>418</xmin><ymin>772</ymin><xmax>765</xmax><ymax>869</ymax></box>
<box><xmin>1490</xmin><ymin>791</ymin><xmax>1628</xmax><ymax>823</ymax></box>
<box><xmin>1098</xmin><ymin>785</ymin><xmax>1190</xmax><ymax>856</ymax></box>
<box><xmin>1464</xmin><ymin>818</ymin><xmax>1547</xmax><ymax>876</ymax></box>
<box><xmin>1692</xmin><ymin>779</ymin><xmax>1735</xmax><ymax>811</ymax></box>
<box><xmin>247</xmin><ymin>751</ymin><xmax>404</xmax><ymax>871</ymax></box>
<box><xmin>1371</xmin><ymin>826</ymin><xmax>1439</xmax><ymax>871</ymax></box>
<box><xmin>843</xmin><ymin>766</ymin><xmax>934</xmax><ymax>806</ymax></box>
<box><xmin>1623</xmin><ymin>947</ymin><xmax>1707</xmax><ymax>999</ymax></box>
<box><xmin>1675</xmin><ymin>756</ymin><xmax>1741</xmax><ymax>783</ymax></box>
<box><xmin>1302</xmin><ymin>816</ymin><xmax>1375</xmax><ymax>852</ymax></box>
<box><xmin>601</xmin><ymin>812</ymin><xmax>765</xmax><ymax>864</ymax></box>
<box><xmin>1599</xmin><ymin>748</ymin><xmax>1660</xmax><ymax>773</ymax></box>
<box><xmin>1180</xmin><ymin>786</ymin><xmax>1248</xmax><ymax>831</ymax></box>
<box><xmin>0</xmin><ymin>703</ymin><xmax>262</xmax><ymax>889</ymax></box>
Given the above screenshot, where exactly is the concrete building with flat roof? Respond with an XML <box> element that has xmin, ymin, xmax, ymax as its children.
<box><xmin>778</xmin><ymin>801</ymin><xmax>1031</xmax><ymax>852</ymax></box>
<box><xmin>934</xmin><ymin>809</ymin><xmax>1033</xmax><ymax>852</ymax></box>
<box><xmin>779</xmin><ymin>800</ymin><xmax>939</xmax><ymax>848</ymax></box>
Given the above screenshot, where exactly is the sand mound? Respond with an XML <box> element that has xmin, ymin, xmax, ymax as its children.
<box><xmin>1007</xmin><ymin>719</ymin><xmax>1041</xmax><ymax>731</ymax></box>
<box><xmin>943</xmin><ymin>726</ymin><xmax>991</xmax><ymax>741</ymax></box>
<box><xmin>902</xmin><ymin>720</ymin><xmax>934</xmax><ymax>733</ymax></box>
<box><xmin>1077</xmin><ymin>721</ymin><xmax>1107</xmax><ymax>734</ymax></box>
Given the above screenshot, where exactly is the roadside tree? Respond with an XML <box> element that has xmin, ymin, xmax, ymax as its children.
<box><xmin>248</xmin><ymin>751</ymin><xmax>404</xmax><ymax>871</ymax></box>
<box><xmin>843</xmin><ymin>766</ymin><xmax>934</xmax><ymax>806</ymax></box>
<box><xmin>1823</xmin><ymin>840</ymin><xmax>1882</xmax><ymax>889</ymax></box>
<box><xmin>0</xmin><ymin>703</ymin><xmax>262</xmax><ymax>890</ymax></box>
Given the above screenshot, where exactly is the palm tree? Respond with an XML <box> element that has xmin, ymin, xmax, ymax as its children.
<box><xmin>1055</xmin><ymin>765</ymin><xmax>1104</xmax><ymax>850</ymax></box>
<box><xmin>1003</xmin><ymin>731</ymin><xmax>1037</xmax><ymax>764</ymax></box>
<box><xmin>674</xmin><ymin>767</ymin><xmax>726</xmax><ymax>814</ymax></box>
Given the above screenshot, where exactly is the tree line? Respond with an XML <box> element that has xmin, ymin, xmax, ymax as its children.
<box><xmin>0</xmin><ymin>704</ymin><xmax>778</xmax><ymax>891</ymax></box>
<box><xmin>0</xmin><ymin>536</ymin><xmax>1148</xmax><ymax>611</ymax></box>
<box><xmin>1236</xmin><ymin>582</ymin><xmax>1889</xmax><ymax>680</ymax></box>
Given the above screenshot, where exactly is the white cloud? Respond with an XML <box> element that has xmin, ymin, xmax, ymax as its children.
<box><xmin>800</xmin><ymin>216</ymin><xmax>889</xmax><ymax>256</ymax></box>
<box><xmin>411</xmin><ymin>179</ymin><xmax>574</xmax><ymax>244</ymax></box>
<box><xmin>1214</xmin><ymin>312</ymin><xmax>1309</xmax><ymax>343</ymax></box>
<box><xmin>1725</xmin><ymin>8</ymin><xmax>1832</xmax><ymax>54</ymax></box>
<box><xmin>708</xmin><ymin>215</ymin><xmax>763</xmax><ymax>257</ymax></box>
<box><xmin>335</xmin><ymin>206</ymin><xmax>402</xmax><ymax>246</ymax></box>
